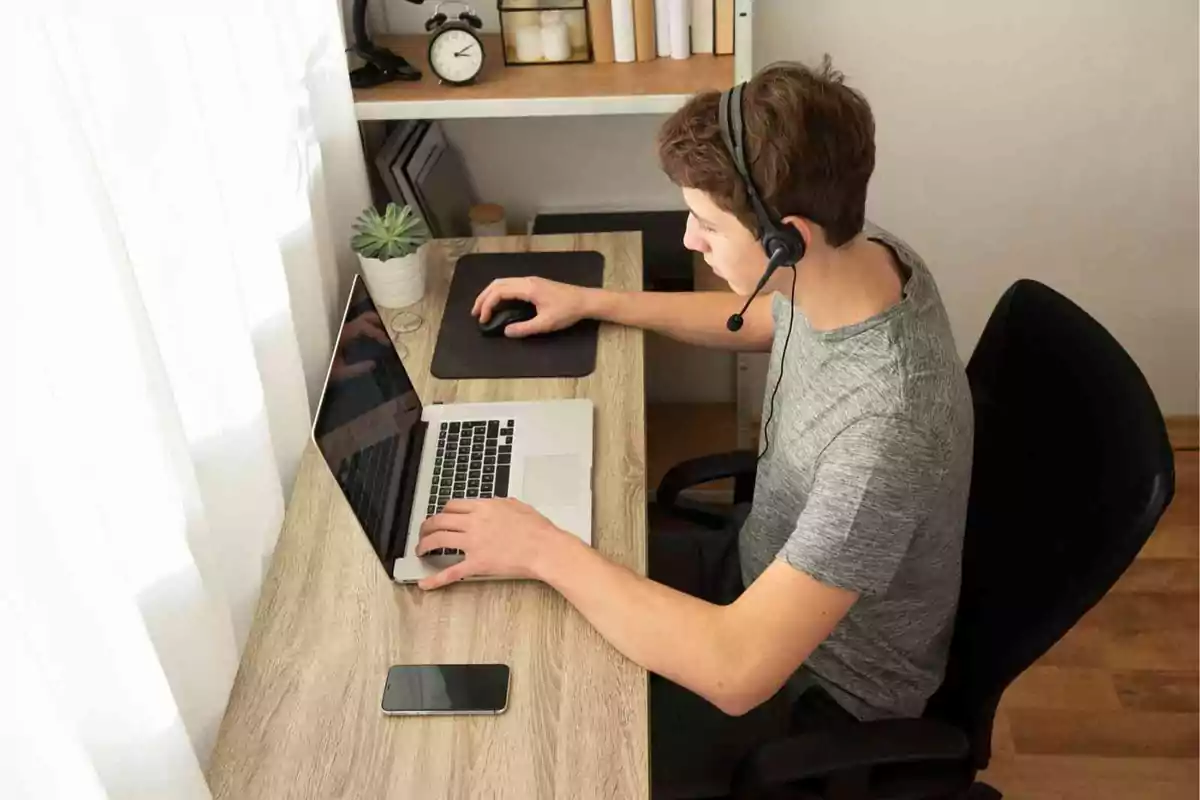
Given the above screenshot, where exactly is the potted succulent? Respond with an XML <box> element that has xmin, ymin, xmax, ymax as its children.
<box><xmin>351</xmin><ymin>203</ymin><xmax>431</xmax><ymax>308</ymax></box>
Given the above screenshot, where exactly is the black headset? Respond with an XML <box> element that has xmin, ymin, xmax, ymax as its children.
<box><xmin>718</xmin><ymin>80</ymin><xmax>803</xmax><ymax>462</ymax></box>
<box><xmin>718</xmin><ymin>81</ymin><xmax>806</xmax><ymax>332</ymax></box>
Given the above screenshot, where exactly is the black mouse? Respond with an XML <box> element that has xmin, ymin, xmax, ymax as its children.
<box><xmin>479</xmin><ymin>299</ymin><xmax>537</xmax><ymax>337</ymax></box>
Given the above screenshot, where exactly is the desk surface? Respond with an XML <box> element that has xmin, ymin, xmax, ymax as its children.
<box><xmin>207</xmin><ymin>233</ymin><xmax>648</xmax><ymax>799</ymax></box>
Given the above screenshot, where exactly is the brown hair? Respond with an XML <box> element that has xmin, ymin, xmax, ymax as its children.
<box><xmin>658</xmin><ymin>58</ymin><xmax>875</xmax><ymax>247</ymax></box>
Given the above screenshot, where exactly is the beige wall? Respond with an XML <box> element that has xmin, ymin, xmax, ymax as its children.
<box><xmin>363</xmin><ymin>0</ymin><xmax>1200</xmax><ymax>414</ymax></box>
<box><xmin>758</xmin><ymin>0</ymin><xmax>1199</xmax><ymax>415</ymax></box>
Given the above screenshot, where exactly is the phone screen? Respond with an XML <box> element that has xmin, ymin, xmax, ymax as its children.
<box><xmin>381</xmin><ymin>664</ymin><xmax>510</xmax><ymax>715</ymax></box>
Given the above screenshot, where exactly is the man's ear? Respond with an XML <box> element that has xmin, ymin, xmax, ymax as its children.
<box><xmin>781</xmin><ymin>215</ymin><xmax>815</xmax><ymax>250</ymax></box>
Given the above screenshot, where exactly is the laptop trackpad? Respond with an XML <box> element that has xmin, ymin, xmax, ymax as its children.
<box><xmin>521</xmin><ymin>455</ymin><xmax>586</xmax><ymax>508</ymax></box>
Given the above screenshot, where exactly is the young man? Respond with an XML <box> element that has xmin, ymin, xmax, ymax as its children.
<box><xmin>417</xmin><ymin>60</ymin><xmax>973</xmax><ymax>793</ymax></box>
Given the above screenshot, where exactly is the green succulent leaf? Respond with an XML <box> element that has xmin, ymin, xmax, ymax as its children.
<box><xmin>350</xmin><ymin>203</ymin><xmax>430</xmax><ymax>260</ymax></box>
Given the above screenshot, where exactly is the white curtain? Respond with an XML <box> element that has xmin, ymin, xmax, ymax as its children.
<box><xmin>0</xmin><ymin>1</ymin><xmax>369</xmax><ymax>797</ymax></box>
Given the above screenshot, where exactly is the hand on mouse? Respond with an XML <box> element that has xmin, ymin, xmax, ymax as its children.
<box><xmin>472</xmin><ymin>277</ymin><xmax>593</xmax><ymax>338</ymax></box>
<box><xmin>415</xmin><ymin>498</ymin><xmax>574</xmax><ymax>589</ymax></box>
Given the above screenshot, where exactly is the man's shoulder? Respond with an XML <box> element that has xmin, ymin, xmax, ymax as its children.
<box><xmin>862</xmin><ymin>220</ymin><xmax>927</xmax><ymax>272</ymax></box>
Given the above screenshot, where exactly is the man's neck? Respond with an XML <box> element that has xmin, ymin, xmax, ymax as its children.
<box><xmin>790</xmin><ymin>233</ymin><xmax>905</xmax><ymax>332</ymax></box>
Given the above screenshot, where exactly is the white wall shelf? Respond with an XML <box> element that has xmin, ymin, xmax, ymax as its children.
<box><xmin>353</xmin><ymin>34</ymin><xmax>738</xmax><ymax>121</ymax></box>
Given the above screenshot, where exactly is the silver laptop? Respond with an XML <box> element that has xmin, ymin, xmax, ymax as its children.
<box><xmin>313</xmin><ymin>276</ymin><xmax>593</xmax><ymax>584</ymax></box>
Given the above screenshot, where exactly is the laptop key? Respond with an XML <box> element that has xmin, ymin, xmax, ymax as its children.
<box><xmin>494</xmin><ymin>466</ymin><xmax>510</xmax><ymax>497</ymax></box>
<box><xmin>499</xmin><ymin>445</ymin><xmax>512</xmax><ymax>455</ymax></box>
<box><xmin>484</xmin><ymin>447</ymin><xmax>497</xmax><ymax>457</ymax></box>
<box><xmin>449</xmin><ymin>421</ymin><xmax>460</xmax><ymax>432</ymax></box>
<box><xmin>498</xmin><ymin>454</ymin><xmax>511</xmax><ymax>466</ymax></box>
<box><xmin>482</xmin><ymin>464</ymin><xmax>495</xmax><ymax>475</ymax></box>
<box><xmin>467</xmin><ymin>489</ymin><xmax>478</xmax><ymax>498</ymax></box>
<box><xmin>484</xmin><ymin>456</ymin><xmax>496</xmax><ymax>466</ymax></box>
<box><xmin>487</xmin><ymin>420</ymin><xmax>500</xmax><ymax>436</ymax></box>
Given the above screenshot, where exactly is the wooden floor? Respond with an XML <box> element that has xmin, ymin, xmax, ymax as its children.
<box><xmin>647</xmin><ymin>405</ymin><xmax>1199</xmax><ymax>798</ymax></box>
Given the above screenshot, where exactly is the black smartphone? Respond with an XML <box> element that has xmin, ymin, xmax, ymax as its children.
<box><xmin>381</xmin><ymin>664</ymin><xmax>510</xmax><ymax>716</ymax></box>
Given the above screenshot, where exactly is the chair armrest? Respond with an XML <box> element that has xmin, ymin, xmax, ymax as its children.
<box><xmin>656</xmin><ymin>450</ymin><xmax>759</xmax><ymax>510</ymax></box>
<box><xmin>731</xmin><ymin>718</ymin><xmax>970</xmax><ymax>799</ymax></box>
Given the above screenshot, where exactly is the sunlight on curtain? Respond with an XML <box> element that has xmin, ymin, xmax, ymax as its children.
<box><xmin>0</xmin><ymin>0</ymin><xmax>369</xmax><ymax>796</ymax></box>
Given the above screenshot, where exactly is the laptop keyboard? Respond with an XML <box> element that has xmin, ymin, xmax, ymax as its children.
<box><xmin>423</xmin><ymin>419</ymin><xmax>514</xmax><ymax>556</ymax></box>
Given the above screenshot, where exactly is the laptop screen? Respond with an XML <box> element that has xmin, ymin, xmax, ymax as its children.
<box><xmin>313</xmin><ymin>277</ymin><xmax>423</xmax><ymax>571</ymax></box>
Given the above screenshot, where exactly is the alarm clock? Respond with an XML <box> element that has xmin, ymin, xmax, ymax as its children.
<box><xmin>425</xmin><ymin>2</ymin><xmax>485</xmax><ymax>86</ymax></box>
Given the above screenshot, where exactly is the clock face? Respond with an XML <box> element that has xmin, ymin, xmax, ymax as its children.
<box><xmin>429</xmin><ymin>27</ymin><xmax>484</xmax><ymax>85</ymax></box>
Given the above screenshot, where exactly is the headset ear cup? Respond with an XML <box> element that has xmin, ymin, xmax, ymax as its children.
<box><xmin>764</xmin><ymin>229</ymin><xmax>804</xmax><ymax>267</ymax></box>
<box><xmin>461</xmin><ymin>12</ymin><xmax>483</xmax><ymax>28</ymax></box>
<box><xmin>425</xmin><ymin>13</ymin><xmax>447</xmax><ymax>31</ymax></box>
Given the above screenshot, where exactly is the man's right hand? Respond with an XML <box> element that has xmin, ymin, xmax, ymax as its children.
<box><xmin>471</xmin><ymin>277</ymin><xmax>593</xmax><ymax>338</ymax></box>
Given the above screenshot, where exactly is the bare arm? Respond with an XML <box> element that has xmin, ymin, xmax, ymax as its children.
<box><xmin>472</xmin><ymin>277</ymin><xmax>776</xmax><ymax>352</ymax></box>
<box><xmin>416</xmin><ymin>499</ymin><xmax>856</xmax><ymax>716</ymax></box>
<box><xmin>586</xmin><ymin>289</ymin><xmax>775</xmax><ymax>352</ymax></box>
<box><xmin>535</xmin><ymin>537</ymin><xmax>855</xmax><ymax>715</ymax></box>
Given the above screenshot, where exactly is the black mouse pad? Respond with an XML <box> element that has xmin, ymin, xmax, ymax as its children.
<box><xmin>430</xmin><ymin>251</ymin><xmax>605</xmax><ymax>380</ymax></box>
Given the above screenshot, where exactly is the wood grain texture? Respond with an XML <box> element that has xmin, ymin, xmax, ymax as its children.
<box><xmin>1003</xmin><ymin>666</ymin><xmax>1122</xmax><ymax>711</ymax></box>
<box><xmin>981</xmin><ymin>755</ymin><xmax>1199</xmax><ymax>800</ymax></box>
<box><xmin>354</xmin><ymin>35</ymin><xmax>732</xmax><ymax>105</ymax></box>
<box><xmin>1113</xmin><ymin>670</ymin><xmax>1200</xmax><ymax>713</ymax></box>
<box><xmin>1006</xmin><ymin>708</ymin><xmax>1199</xmax><ymax>758</ymax></box>
<box><xmin>206</xmin><ymin>234</ymin><xmax>648</xmax><ymax>800</ymax></box>
<box><xmin>1168</xmin><ymin>415</ymin><xmax>1199</xmax><ymax>451</ymax></box>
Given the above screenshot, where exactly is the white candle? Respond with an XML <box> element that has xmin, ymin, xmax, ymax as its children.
<box><xmin>514</xmin><ymin>24</ymin><xmax>543</xmax><ymax>62</ymax></box>
<box><xmin>541</xmin><ymin>15</ymin><xmax>572</xmax><ymax>62</ymax></box>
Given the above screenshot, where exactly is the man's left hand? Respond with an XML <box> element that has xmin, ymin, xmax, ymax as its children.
<box><xmin>415</xmin><ymin>498</ymin><xmax>571</xmax><ymax>590</ymax></box>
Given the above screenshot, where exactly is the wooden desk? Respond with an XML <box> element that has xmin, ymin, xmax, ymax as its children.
<box><xmin>207</xmin><ymin>233</ymin><xmax>648</xmax><ymax>799</ymax></box>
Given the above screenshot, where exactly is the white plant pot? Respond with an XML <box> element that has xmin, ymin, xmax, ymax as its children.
<box><xmin>357</xmin><ymin>248</ymin><xmax>426</xmax><ymax>308</ymax></box>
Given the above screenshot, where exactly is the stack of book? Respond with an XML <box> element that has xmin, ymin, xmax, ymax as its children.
<box><xmin>588</xmin><ymin>0</ymin><xmax>734</xmax><ymax>64</ymax></box>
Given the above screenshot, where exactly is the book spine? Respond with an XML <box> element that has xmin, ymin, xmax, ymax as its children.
<box><xmin>588</xmin><ymin>0</ymin><xmax>616</xmax><ymax>63</ymax></box>
<box><xmin>655</xmin><ymin>0</ymin><xmax>671</xmax><ymax>57</ymax></box>
<box><xmin>714</xmin><ymin>0</ymin><xmax>734</xmax><ymax>55</ymax></box>
<box><xmin>668</xmin><ymin>0</ymin><xmax>689</xmax><ymax>60</ymax></box>
<box><xmin>690</xmin><ymin>0</ymin><xmax>714</xmax><ymax>54</ymax></box>
<box><xmin>612</xmin><ymin>0</ymin><xmax>637</xmax><ymax>63</ymax></box>
<box><xmin>634</xmin><ymin>0</ymin><xmax>656</xmax><ymax>61</ymax></box>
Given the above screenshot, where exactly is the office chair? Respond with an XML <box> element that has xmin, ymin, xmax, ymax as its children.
<box><xmin>655</xmin><ymin>279</ymin><xmax>1177</xmax><ymax>800</ymax></box>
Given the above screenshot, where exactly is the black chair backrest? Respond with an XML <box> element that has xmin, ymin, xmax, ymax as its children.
<box><xmin>927</xmin><ymin>280</ymin><xmax>1175</xmax><ymax>768</ymax></box>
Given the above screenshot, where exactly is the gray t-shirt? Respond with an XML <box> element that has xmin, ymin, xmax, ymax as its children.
<box><xmin>738</xmin><ymin>223</ymin><xmax>973</xmax><ymax>720</ymax></box>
